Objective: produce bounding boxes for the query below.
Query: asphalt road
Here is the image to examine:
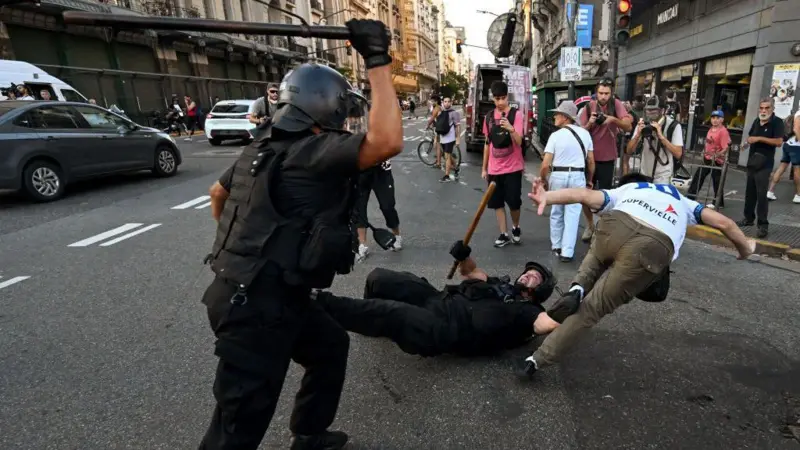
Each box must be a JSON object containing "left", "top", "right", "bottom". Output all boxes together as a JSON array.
[{"left": 1, "top": 118, "right": 799, "bottom": 450}]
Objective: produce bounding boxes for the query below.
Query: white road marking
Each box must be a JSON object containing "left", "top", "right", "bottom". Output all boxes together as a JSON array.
[
  {"left": 172, "top": 195, "right": 211, "bottom": 209},
  {"left": 68, "top": 223, "right": 144, "bottom": 247},
  {"left": 0, "top": 276, "right": 30, "bottom": 290},
  {"left": 195, "top": 201, "right": 212, "bottom": 209},
  {"left": 99, "top": 224, "right": 162, "bottom": 247},
  {"left": 198, "top": 139, "right": 208, "bottom": 143}
]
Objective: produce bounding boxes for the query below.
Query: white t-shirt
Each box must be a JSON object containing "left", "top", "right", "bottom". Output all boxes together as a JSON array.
[
  {"left": 544, "top": 124, "right": 593, "bottom": 168},
  {"left": 631, "top": 117, "right": 684, "bottom": 184},
  {"left": 597, "top": 182, "right": 704, "bottom": 260}
]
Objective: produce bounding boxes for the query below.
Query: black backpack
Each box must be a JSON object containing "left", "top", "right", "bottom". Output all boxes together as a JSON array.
[
  {"left": 435, "top": 109, "right": 452, "bottom": 135},
  {"left": 485, "top": 107, "right": 518, "bottom": 149}
]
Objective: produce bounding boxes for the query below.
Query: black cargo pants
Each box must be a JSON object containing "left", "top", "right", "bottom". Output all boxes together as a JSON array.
[
  {"left": 316, "top": 268, "right": 461, "bottom": 357},
  {"left": 354, "top": 168, "right": 400, "bottom": 229},
  {"left": 199, "top": 268, "right": 350, "bottom": 450}
]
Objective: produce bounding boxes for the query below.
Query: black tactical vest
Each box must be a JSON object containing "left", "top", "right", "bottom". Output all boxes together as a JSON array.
[
  {"left": 208, "top": 133, "right": 357, "bottom": 290},
  {"left": 444, "top": 277, "right": 522, "bottom": 303}
]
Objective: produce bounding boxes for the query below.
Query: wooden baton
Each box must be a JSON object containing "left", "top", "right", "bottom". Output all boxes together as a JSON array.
[{"left": 446, "top": 181, "right": 496, "bottom": 280}]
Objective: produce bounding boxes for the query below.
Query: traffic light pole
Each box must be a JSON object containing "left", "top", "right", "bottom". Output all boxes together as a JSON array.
[
  {"left": 607, "top": 0, "right": 618, "bottom": 84},
  {"left": 566, "top": 0, "right": 577, "bottom": 100}
]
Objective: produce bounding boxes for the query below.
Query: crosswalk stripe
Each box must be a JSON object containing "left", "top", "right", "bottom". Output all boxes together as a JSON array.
[
  {"left": 68, "top": 223, "right": 144, "bottom": 247},
  {"left": 99, "top": 224, "right": 162, "bottom": 247},
  {"left": 0, "top": 276, "right": 30, "bottom": 290},
  {"left": 195, "top": 201, "right": 212, "bottom": 209},
  {"left": 172, "top": 196, "right": 210, "bottom": 209}
]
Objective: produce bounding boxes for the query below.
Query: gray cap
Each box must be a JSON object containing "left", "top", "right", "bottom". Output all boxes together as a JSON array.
[{"left": 549, "top": 101, "right": 578, "bottom": 122}]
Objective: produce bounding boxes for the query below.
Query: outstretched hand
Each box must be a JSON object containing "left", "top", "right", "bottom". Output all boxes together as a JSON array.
[{"left": 527, "top": 178, "right": 548, "bottom": 215}]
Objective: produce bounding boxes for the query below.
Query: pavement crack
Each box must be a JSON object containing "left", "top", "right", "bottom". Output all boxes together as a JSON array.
[{"left": 372, "top": 366, "right": 403, "bottom": 404}]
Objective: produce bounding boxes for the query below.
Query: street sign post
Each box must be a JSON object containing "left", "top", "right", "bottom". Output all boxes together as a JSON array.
[{"left": 560, "top": 46, "right": 582, "bottom": 82}]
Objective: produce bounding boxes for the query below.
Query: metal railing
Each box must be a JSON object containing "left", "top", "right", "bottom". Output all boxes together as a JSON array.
[{"left": 100, "top": 0, "right": 203, "bottom": 18}]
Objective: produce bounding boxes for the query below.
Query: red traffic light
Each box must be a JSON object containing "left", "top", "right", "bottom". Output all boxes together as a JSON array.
[{"left": 617, "top": 0, "right": 631, "bottom": 14}]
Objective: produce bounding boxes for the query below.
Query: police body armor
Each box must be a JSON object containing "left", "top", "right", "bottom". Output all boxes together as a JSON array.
[{"left": 209, "top": 132, "right": 357, "bottom": 290}]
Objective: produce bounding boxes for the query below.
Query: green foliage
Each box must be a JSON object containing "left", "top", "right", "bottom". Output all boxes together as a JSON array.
[{"left": 440, "top": 71, "right": 469, "bottom": 103}]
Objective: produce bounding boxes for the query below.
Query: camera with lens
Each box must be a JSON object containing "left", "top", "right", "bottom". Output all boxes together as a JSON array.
[
  {"left": 594, "top": 112, "right": 607, "bottom": 125},
  {"left": 642, "top": 122, "right": 655, "bottom": 138}
]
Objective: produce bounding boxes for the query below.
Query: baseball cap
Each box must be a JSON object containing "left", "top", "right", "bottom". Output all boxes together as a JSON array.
[{"left": 711, "top": 110, "right": 724, "bottom": 118}]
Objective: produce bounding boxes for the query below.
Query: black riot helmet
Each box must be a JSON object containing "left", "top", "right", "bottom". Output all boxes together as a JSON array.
[
  {"left": 271, "top": 62, "right": 367, "bottom": 133},
  {"left": 516, "top": 261, "right": 556, "bottom": 302}
]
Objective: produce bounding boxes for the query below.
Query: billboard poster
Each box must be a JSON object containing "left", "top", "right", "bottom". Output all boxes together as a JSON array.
[{"left": 770, "top": 64, "right": 799, "bottom": 119}]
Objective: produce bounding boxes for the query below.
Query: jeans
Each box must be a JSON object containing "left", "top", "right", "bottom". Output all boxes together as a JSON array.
[{"left": 549, "top": 170, "right": 586, "bottom": 258}]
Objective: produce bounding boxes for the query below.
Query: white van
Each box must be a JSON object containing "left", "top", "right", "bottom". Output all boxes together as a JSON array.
[{"left": 0, "top": 60, "right": 88, "bottom": 102}]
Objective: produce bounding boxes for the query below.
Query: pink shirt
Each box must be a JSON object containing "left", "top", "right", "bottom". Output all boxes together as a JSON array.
[
  {"left": 483, "top": 108, "right": 525, "bottom": 175},
  {"left": 704, "top": 126, "right": 731, "bottom": 165},
  {"left": 578, "top": 99, "right": 631, "bottom": 162}
]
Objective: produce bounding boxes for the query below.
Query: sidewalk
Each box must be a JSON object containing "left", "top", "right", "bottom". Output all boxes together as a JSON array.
[{"left": 526, "top": 131, "right": 800, "bottom": 260}]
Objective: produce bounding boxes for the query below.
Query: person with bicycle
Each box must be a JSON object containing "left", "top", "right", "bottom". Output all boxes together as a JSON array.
[
  {"left": 433, "top": 96, "right": 462, "bottom": 182},
  {"left": 426, "top": 96, "right": 443, "bottom": 168}
]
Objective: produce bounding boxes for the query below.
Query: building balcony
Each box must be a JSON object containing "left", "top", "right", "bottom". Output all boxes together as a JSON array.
[
  {"left": 102, "top": 0, "right": 202, "bottom": 18},
  {"left": 271, "top": 36, "right": 289, "bottom": 49},
  {"left": 288, "top": 41, "right": 308, "bottom": 54},
  {"left": 351, "top": 0, "right": 370, "bottom": 12},
  {"left": 245, "top": 34, "right": 270, "bottom": 46},
  {"left": 310, "top": 0, "right": 323, "bottom": 13},
  {"left": 325, "top": 51, "right": 337, "bottom": 65}
]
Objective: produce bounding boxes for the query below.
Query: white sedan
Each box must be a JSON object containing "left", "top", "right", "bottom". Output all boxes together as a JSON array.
[{"left": 204, "top": 99, "right": 257, "bottom": 146}]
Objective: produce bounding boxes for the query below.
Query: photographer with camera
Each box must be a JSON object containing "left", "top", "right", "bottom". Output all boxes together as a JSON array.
[
  {"left": 577, "top": 79, "right": 632, "bottom": 242},
  {"left": 626, "top": 96, "right": 684, "bottom": 184}
]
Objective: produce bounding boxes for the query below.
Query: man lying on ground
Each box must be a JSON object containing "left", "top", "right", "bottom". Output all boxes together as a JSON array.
[
  {"left": 313, "top": 241, "right": 581, "bottom": 357},
  {"left": 519, "top": 172, "right": 755, "bottom": 379}
]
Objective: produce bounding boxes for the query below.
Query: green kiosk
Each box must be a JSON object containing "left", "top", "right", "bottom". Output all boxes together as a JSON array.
[{"left": 534, "top": 78, "right": 601, "bottom": 147}]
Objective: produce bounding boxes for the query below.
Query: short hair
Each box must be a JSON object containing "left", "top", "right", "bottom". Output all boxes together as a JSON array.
[
  {"left": 442, "top": 96, "right": 451, "bottom": 102},
  {"left": 759, "top": 97, "right": 774, "bottom": 107},
  {"left": 618, "top": 172, "right": 653, "bottom": 186},
  {"left": 597, "top": 77, "right": 613, "bottom": 88},
  {"left": 490, "top": 81, "right": 508, "bottom": 97}
]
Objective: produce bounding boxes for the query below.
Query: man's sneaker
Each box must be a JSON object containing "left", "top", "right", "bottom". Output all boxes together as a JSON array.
[
  {"left": 581, "top": 227, "right": 593, "bottom": 242},
  {"left": 736, "top": 219, "right": 754, "bottom": 227},
  {"left": 793, "top": 194, "right": 800, "bottom": 204},
  {"left": 767, "top": 191, "right": 777, "bottom": 201},
  {"left": 392, "top": 235, "right": 403, "bottom": 251},
  {"left": 494, "top": 233, "right": 511, "bottom": 247},
  {"left": 757, "top": 225, "right": 768, "bottom": 239},
  {"left": 290, "top": 430, "right": 349, "bottom": 450},
  {"left": 356, "top": 244, "right": 370, "bottom": 263},
  {"left": 439, "top": 175, "right": 452, "bottom": 182},
  {"left": 515, "top": 355, "right": 538, "bottom": 380},
  {"left": 511, "top": 226, "right": 522, "bottom": 244}
]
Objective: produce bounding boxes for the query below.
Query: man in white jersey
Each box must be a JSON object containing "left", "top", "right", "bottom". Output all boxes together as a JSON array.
[{"left": 519, "top": 172, "right": 755, "bottom": 378}]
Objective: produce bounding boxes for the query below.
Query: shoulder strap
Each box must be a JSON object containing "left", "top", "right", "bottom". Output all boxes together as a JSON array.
[
  {"left": 507, "top": 107, "right": 517, "bottom": 125},
  {"left": 563, "top": 125, "right": 587, "bottom": 161},
  {"left": 486, "top": 109, "right": 495, "bottom": 127},
  {"left": 666, "top": 118, "right": 679, "bottom": 141}
]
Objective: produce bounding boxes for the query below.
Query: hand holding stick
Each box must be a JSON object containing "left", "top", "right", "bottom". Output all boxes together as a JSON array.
[{"left": 446, "top": 181, "right": 496, "bottom": 279}]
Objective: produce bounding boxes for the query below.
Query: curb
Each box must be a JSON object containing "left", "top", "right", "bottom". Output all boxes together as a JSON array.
[{"left": 686, "top": 225, "right": 795, "bottom": 258}]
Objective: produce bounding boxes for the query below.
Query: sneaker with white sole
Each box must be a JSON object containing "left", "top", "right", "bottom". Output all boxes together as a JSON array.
[
  {"left": 356, "top": 244, "right": 370, "bottom": 263},
  {"left": 767, "top": 191, "right": 777, "bottom": 201},
  {"left": 392, "top": 235, "right": 403, "bottom": 251},
  {"left": 794, "top": 194, "right": 800, "bottom": 204},
  {"left": 494, "top": 233, "right": 511, "bottom": 247},
  {"left": 511, "top": 226, "right": 521, "bottom": 244}
]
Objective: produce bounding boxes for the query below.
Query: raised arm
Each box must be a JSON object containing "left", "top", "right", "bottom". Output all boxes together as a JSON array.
[
  {"left": 528, "top": 179, "right": 606, "bottom": 215},
  {"left": 450, "top": 241, "right": 488, "bottom": 281}
]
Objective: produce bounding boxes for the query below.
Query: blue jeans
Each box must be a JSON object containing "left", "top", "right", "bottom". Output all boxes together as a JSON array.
[{"left": 549, "top": 170, "right": 586, "bottom": 258}]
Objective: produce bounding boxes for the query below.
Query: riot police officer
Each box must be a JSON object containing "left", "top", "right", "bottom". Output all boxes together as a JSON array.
[{"left": 201, "top": 19, "right": 403, "bottom": 450}]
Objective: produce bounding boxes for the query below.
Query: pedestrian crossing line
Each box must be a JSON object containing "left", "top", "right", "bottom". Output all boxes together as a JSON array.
[
  {"left": 172, "top": 195, "right": 210, "bottom": 209},
  {"left": 0, "top": 276, "right": 30, "bottom": 290},
  {"left": 68, "top": 223, "right": 144, "bottom": 247},
  {"left": 195, "top": 201, "right": 212, "bottom": 209},
  {"left": 403, "top": 136, "right": 422, "bottom": 141},
  {"left": 99, "top": 224, "right": 161, "bottom": 247}
]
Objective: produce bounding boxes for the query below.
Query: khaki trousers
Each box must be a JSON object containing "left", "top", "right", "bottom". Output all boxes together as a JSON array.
[{"left": 533, "top": 211, "right": 674, "bottom": 367}]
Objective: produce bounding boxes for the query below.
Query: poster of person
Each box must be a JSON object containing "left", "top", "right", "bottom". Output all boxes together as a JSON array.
[{"left": 770, "top": 64, "right": 799, "bottom": 119}]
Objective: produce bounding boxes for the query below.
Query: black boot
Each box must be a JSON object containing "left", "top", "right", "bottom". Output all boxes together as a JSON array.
[
  {"left": 515, "top": 355, "right": 538, "bottom": 380},
  {"left": 290, "top": 431, "right": 349, "bottom": 450}
]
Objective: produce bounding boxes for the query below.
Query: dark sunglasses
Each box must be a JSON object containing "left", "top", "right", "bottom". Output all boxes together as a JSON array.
[{"left": 268, "top": 90, "right": 278, "bottom": 94}]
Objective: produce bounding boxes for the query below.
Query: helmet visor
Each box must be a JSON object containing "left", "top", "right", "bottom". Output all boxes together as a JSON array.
[{"left": 344, "top": 92, "right": 369, "bottom": 134}]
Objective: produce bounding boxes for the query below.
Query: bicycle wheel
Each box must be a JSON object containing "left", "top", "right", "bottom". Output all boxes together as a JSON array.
[
  {"left": 417, "top": 139, "right": 437, "bottom": 166},
  {"left": 452, "top": 144, "right": 462, "bottom": 172}
]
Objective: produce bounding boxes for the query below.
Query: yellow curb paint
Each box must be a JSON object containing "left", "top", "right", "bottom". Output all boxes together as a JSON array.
[
  {"left": 686, "top": 225, "right": 794, "bottom": 257},
  {"left": 787, "top": 249, "right": 800, "bottom": 262}
]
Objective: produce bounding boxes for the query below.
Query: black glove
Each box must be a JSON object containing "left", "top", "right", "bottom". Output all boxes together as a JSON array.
[
  {"left": 449, "top": 240, "right": 471, "bottom": 262},
  {"left": 345, "top": 19, "right": 392, "bottom": 70},
  {"left": 546, "top": 289, "right": 581, "bottom": 323}
]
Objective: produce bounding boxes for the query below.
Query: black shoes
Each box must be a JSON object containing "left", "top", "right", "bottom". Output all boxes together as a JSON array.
[
  {"left": 290, "top": 431, "right": 349, "bottom": 450},
  {"left": 736, "top": 219, "right": 768, "bottom": 238}
]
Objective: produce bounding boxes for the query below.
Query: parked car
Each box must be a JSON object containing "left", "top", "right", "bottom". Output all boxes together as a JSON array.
[
  {"left": 0, "top": 100, "right": 182, "bottom": 202},
  {"left": 204, "top": 99, "right": 257, "bottom": 146}
]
